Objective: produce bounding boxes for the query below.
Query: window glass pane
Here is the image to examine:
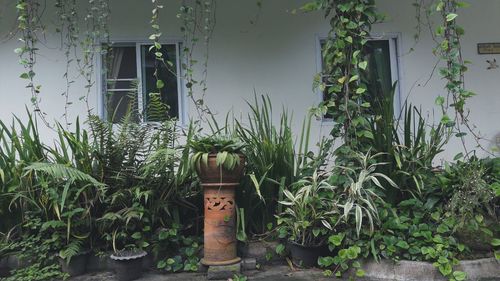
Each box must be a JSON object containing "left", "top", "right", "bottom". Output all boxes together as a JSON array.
[
  {"left": 141, "top": 44, "right": 179, "bottom": 121},
  {"left": 320, "top": 39, "right": 394, "bottom": 118},
  {"left": 105, "top": 46, "right": 138, "bottom": 123},
  {"left": 364, "top": 40, "right": 393, "bottom": 101}
]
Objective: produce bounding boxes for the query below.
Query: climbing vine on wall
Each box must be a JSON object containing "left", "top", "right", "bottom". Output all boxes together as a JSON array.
[
  {"left": 307, "top": 0, "right": 383, "bottom": 160},
  {"left": 433, "top": 0, "right": 490, "bottom": 156}
]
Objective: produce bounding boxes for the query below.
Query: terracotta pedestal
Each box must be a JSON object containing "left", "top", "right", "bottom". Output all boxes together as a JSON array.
[
  {"left": 199, "top": 154, "right": 244, "bottom": 266},
  {"left": 201, "top": 183, "right": 241, "bottom": 265}
]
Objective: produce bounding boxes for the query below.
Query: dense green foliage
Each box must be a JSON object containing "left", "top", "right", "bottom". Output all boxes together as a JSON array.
[{"left": 2, "top": 1, "right": 499, "bottom": 281}]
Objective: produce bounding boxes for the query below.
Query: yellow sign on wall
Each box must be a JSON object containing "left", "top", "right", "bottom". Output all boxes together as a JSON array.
[{"left": 478, "top": 43, "right": 500, "bottom": 54}]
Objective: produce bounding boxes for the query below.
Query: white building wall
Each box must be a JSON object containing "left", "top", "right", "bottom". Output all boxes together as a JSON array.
[{"left": 0, "top": 0, "right": 499, "bottom": 160}]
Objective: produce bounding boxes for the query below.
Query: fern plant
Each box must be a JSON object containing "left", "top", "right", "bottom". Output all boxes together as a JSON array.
[{"left": 22, "top": 162, "right": 106, "bottom": 263}]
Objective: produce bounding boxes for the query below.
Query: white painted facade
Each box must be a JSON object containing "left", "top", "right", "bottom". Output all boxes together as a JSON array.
[{"left": 0, "top": 0, "right": 499, "bottom": 160}]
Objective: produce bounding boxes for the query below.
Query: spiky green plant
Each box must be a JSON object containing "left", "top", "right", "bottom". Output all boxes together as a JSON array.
[
  {"left": 0, "top": 112, "right": 46, "bottom": 235},
  {"left": 235, "top": 95, "right": 330, "bottom": 235},
  {"left": 370, "top": 86, "right": 448, "bottom": 203}
]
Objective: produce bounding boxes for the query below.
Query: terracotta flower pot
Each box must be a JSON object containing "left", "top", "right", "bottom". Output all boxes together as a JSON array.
[
  {"left": 198, "top": 153, "right": 244, "bottom": 266},
  {"left": 196, "top": 154, "right": 245, "bottom": 183}
]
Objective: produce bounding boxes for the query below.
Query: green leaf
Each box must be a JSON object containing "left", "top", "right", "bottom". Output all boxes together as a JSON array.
[
  {"left": 436, "top": 224, "right": 449, "bottom": 234},
  {"left": 439, "top": 263, "right": 452, "bottom": 276},
  {"left": 356, "top": 88, "right": 366, "bottom": 94},
  {"left": 158, "top": 229, "right": 170, "bottom": 240},
  {"left": 475, "top": 214, "right": 484, "bottom": 223},
  {"left": 157, "top": 260, "right": 167, "bottom": 269},
  {"left": 435, "top": 96, "right": 445, "bottom": 106},
  {"left": 328, "top": 233, "right": 344, "bottom": 247},
  {"left": 491, "top": 238, "right": 500, "bottom": 247},
  {"left": 358, "top": 61, "right": 368, "bottom": 70},
  {"left": 453, "top": 271, "right": 466, "bottom": 281},
  {"left": 446, "top": 13, "right": 458, "bottom": 22},
  {"left": 275, "top": 243, "right": 285, "bottom": 255},
  {"left": 156, "top": 79, "right": 165, "bottom": 89},
  {"left": 457, "top": 244, "right": 465, "bottom": 252},
  {"left": 396, "top": 240, "right": 409, "bottom": 249},
  {"left": 356, "top": 269, "right": 365, "bottom": 277}
]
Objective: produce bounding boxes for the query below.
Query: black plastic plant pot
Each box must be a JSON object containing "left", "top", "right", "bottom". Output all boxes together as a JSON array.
[
  {"left": 110, "top": 250, "right": 147, "bottom": 281},
  {"left": 287, "top": 241, "right": 327, "bottom": 268},
  {"left": 59, "top": 251, "right": 90, "bottom": 277}
]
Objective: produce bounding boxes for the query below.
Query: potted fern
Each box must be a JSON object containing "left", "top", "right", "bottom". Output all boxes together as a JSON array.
[{"left": 189, "top": 134, "right": 246, "bottom": 265}]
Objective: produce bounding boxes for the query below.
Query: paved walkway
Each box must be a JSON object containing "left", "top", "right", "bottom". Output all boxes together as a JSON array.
[{"left": 70, "top": 265, "right": 332, "bottom": 281}]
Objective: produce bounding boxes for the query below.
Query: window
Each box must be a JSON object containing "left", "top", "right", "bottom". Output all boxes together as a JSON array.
[
  {"left": 102, "top": 42, "right": 183, "bottom": 123},
  {"left": 318, "top": 36, "right": 401, "bottom": 119}
]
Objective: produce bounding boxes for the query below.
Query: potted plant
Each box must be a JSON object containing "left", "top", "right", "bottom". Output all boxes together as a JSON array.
[
  {"left": 107, "top": 230, "right": 149, "bottom": 281},
  {"left": 190, "top": 135, "right": 246, "bottom": 183},
  {"left": 110, "top": 248, "right": 147, "bottom": 281},
  {"left": 100, "top": 200, "right": 151, "bottom": 281},
  {"left": 276, "top": 171, "right": 337, "bottom": 267},
  {"left": 189, "top": 134, "right": 246, "bottom": 266}
]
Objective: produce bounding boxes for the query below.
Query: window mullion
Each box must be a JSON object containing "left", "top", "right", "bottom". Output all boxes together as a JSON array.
[
  {"left": 175, "top": 42, "right": 185, "bottom": 124},
  {"left": 136, "top": 42, "right": 144, "bottom": 122}
]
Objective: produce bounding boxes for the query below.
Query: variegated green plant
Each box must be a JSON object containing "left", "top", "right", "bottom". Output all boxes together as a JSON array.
[
  {"left": 277, "top": 171, "right": 338, "bottom": 247},
  {"left": 336, "top": 151, "right": 398, "bottom": 237},
  {"left": 189, "top": 135, "right": 245, "bottom": 171}
]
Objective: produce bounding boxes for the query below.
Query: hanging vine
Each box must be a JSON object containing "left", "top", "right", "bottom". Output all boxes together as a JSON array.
[
  {"left": 78, "top": 0, "right": 110, "bottom": 119},
  {"left": 15, "top": 0, "right": 51, "bottom": 127},
  {"left": 55, "top": 0, "right": 79, "bottom": 127},
  {"left": 178, "top": 0, "right": 217, "bottom": 122}
]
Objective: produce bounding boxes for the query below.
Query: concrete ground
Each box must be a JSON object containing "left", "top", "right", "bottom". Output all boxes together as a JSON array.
[{"left": 69, "top": 265, "right": 331, "bottom": 281}]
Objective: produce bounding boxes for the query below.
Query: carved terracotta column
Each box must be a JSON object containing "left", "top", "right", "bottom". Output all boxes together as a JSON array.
[{"left": 199, "top": 155, "right": 244, "bottom": 266}]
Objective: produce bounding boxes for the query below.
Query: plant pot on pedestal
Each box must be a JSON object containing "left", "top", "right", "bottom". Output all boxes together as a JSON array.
[
  {"left": 110, "top": 250, "right": 147, "bottom": 281},
  {"left": 196, "top": 153, "right": 245, "bottom": 266}
]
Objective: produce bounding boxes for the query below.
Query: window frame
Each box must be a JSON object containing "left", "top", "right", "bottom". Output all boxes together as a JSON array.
[
  {"left": 315, "top": 32, "right": 403, "bottom": 123},
  {"left": 96, "top": 38, "right": 187, "bottom": 124}
]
